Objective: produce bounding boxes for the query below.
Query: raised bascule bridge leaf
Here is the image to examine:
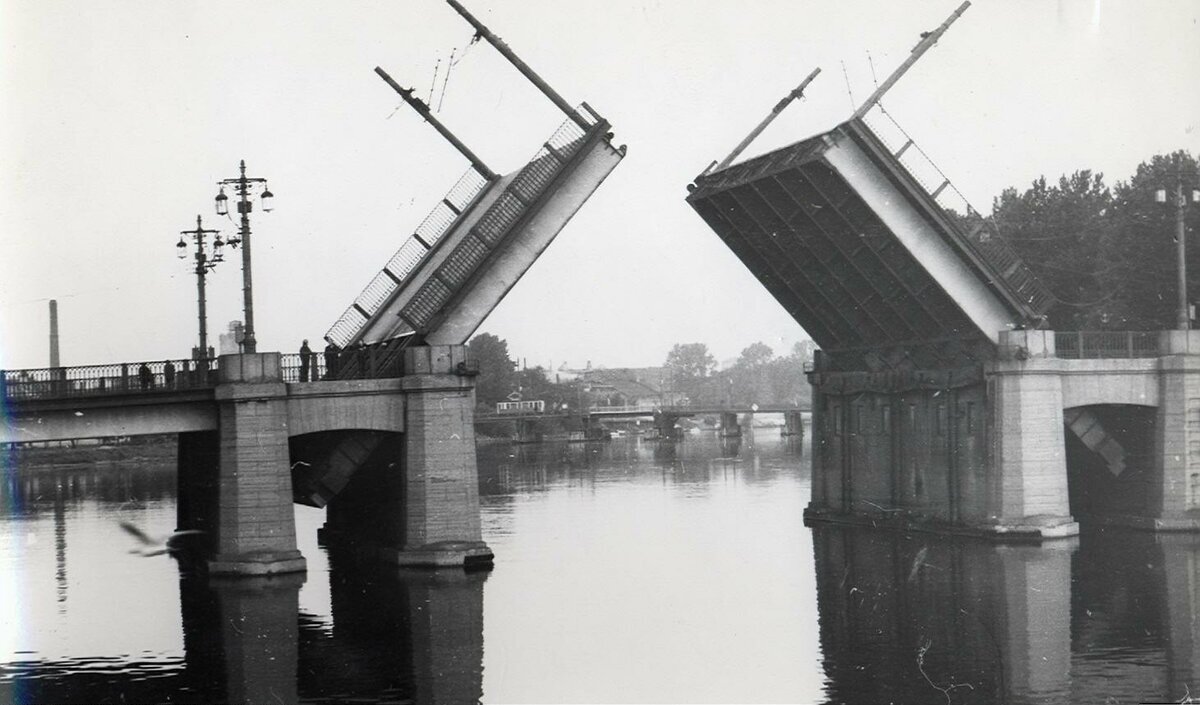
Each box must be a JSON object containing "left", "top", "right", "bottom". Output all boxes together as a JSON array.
[
  {"left": 686, "top": 110, "right": 1051, "bottom": 374},
  {"left": 322, "top": 2, "right": 626, "bottom": 381}
]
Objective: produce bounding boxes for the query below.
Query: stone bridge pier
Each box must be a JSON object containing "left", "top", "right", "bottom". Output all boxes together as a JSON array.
[
  {"left": 806, "top": 330, "right": 1200, "bottom": 539},
  {"left": 319, "top": 345, "right": 492, "bottom": 568},
  {"left": 178, "top": 353, "right": 306, "bottom": 576},
  {"left": 176, "top": 345, "right": 491, "bottom": 576}
]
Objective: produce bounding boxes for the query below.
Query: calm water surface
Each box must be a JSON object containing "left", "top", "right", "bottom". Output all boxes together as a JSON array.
[{"left": 1, "top": 431, "right": 1196, "bottom": 703}]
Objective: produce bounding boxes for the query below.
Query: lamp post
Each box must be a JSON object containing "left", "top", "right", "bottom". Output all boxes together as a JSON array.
[
  {"left": 1155, "top": 159, "right": 1200, "bottom": 330},
  {"left": 215, "top": 160, "right": 273, "bottom": 354},
  {"left": 176, "top": 215, "right": 225, "bottom": 359}
]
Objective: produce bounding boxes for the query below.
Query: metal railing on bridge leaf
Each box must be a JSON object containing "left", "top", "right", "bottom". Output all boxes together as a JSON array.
[
  {"left": 2, "top": 358, "right": 217, "bottom": 402},
  {"left": 399, "top": 104, "right": 604, "bottom": 332},
  {"left": 324, "top": 167, "right": 491, "bottom": 348},
  {"left": 1054, "top": 331, "right": 1160, "bottom": 359},
  {"left": 326, "top": 103, "right": 606, "bottom": 348},
  {"left": 857, "top": 105, "right": 1054, "bottom": 318}
]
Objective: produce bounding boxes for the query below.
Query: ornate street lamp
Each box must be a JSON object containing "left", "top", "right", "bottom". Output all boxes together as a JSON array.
[
  {"left": 215, "top": 160, "right": 273, "bottom": 353},
  {"left": 177, "top": 215, "right": 225, "bottom": 359},
  {"left": 1155, "top": 158, "right": 1200, "bottom": 330}
]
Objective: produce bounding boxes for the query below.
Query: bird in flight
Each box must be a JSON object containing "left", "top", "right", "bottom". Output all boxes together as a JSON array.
[{"left": 119, "top": 521, "right": 204, "bottom": 557}]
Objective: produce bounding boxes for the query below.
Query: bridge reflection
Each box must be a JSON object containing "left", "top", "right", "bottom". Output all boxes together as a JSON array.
[
  {"left": 177, "top": 555, "right": 487, "bottom": 704},
  {"left": 813, "top": 525, "right": 1200, "bottom": 704}
]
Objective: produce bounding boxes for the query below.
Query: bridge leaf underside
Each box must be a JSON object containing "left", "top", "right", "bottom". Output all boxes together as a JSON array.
[{"left": 688, "top": 147, "right": 992, "bottom": 372}]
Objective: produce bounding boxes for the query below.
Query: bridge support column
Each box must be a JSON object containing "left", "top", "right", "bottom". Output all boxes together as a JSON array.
[
  {"left": 782, "top": 410, "right": 804, "bottom": 438},
  {"left": 653, "top": 411, "right": 681, "bottom": 441},
  {"left": 985, "top": 332, "right": 1078, "bottom": 539},
  {"left": 209, "top": 353, "right": 307, "bottom": 576},
  {"left": 388, "top": 345, "right": 492, "bottom": 568},
  {"left": 1152, "top": 332, "right": 1200, "bottom": 528},
  {"left": 718, "top": 411, "right": 741, "bottom": 438}
]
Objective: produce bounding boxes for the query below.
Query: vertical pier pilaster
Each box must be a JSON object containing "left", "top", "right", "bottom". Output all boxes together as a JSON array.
[
  {"left": 388, "top": 344, "right": 492, "bottom": 568},
  {"left": 984, "top": 331, "right": 1077, "bottom": 537},
  {"left": 1153, "top": 331, "right": 1200, "bottom": 527},
  {"left": 209, "top": 353, "right": 306, "bottom": 576}
]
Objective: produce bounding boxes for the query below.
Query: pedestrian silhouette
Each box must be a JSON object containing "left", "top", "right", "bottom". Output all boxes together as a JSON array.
[
  {"left": 164, "top": 360, "right": 176, "bottom": 388},
  {"left": 138, "top": 363, "right": 154, "bottom": 390},
  {"left": 324, "top": 338, "right": 340, "bottom": 380},
  {"left": 299, "top": 339, "right": 313, "bottom": 382}
]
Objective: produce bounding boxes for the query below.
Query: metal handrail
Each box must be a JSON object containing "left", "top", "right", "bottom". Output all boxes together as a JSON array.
[
  {"left": 857, "top": 105, "right": 1054, "bottom": 317},
  {"left": 1053, "top": 331, "right": 1160, "bottom": 359},
  {"left": 2, "top": 358, "right": 218, "bottom": 402},
  {"left": 324, "top": 166, "right": 490, "bottom": 348},
  {"left": 399, "top": 106, "right": 604, "bottom": 331}
]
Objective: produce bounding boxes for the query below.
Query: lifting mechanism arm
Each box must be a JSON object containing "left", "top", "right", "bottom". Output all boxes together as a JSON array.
[
  {"left": 715, "top": 67, "right": 823, "bottom": 172},
  {"left": 374, "top": 66, "right": 498, "bottom": 181}
]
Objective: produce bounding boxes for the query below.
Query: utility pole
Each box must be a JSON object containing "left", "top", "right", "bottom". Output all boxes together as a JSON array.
[
  {"left": 851, "top": 1, "right": 971, "bottom": 120},
  {"left": 1157, "top": 162, "right": 1200, "bottom": 330},
  {"left": 177, "top": 215, "right": 224, "bottom": 358},
  {"left": 1175, "top": 180, "right": 1189, "bottom": 330},
  {"left": 215, "top": 161, "right": 273, "bottom": 354}
]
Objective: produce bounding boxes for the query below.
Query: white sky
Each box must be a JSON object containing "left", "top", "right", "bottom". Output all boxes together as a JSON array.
[{"left": 1, "top": 0, "right": 1197, "bottom": 371}]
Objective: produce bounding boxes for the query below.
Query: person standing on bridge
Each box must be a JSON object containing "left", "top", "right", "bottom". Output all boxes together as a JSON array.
[
  {"left": 299, "top": 340, "right": 313, "bottom": 382},
  {"left": 323, "top": 338, "right": 340, "bottom": 380},
  {"left": 163, "top": 360, "right": 176, "bottom": 388},
  {"left": 138, "top": 363, "right": 154, "bottom": 390}
]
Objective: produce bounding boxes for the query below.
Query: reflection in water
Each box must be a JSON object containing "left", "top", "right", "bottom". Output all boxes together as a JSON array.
[
  {"left": 180, "top": 572, "right": 304, "bottom": 704},
  {"left": 9, "top": 434, "right": 1200, "bottom": 702},
  {"left": 814, "top": 525, "right": 1200, "bottom": 704},
  {"left": 53, "top": 479, "right": 67, "bottom": 606},
  {"left": 817, "top": 525, "right": 1081, "bottom": 704},
  {"left": 179, "top": 553, "right": 486, "bottom": 705},
  {"left": 311, "top": 552, "right": 487, "bottom": 704}
]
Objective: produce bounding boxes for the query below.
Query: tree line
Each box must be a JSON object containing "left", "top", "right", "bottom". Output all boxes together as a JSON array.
[
  {"left": 994, "top": 150, "right": 1199, "bottom": 330},
  {"left": 467, "top": 333, "right": 815, "bottom": 412}
]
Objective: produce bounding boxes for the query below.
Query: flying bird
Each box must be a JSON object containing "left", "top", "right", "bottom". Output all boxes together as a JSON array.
[{"left": 119, "top": 521, "right": 203, "bottom": 557}]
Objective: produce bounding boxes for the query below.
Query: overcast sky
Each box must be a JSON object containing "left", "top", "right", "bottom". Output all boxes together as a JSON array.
[{"left": 1, "top": 0, "right": 1197, "bottom": 371}]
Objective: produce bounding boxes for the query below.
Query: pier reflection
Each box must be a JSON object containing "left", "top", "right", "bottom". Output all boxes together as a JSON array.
[
  {"left": 813, "top": 525, "right": 1200, "bottom": 704},
  {"left": 813, "top": 525, "right": 1073, "bottom": 705},
  {"left": 177, "top": 556, "right": 487, "bottom": 704},
  {"left": 180, "top": 572, "right": 304, "bottom": 704}
]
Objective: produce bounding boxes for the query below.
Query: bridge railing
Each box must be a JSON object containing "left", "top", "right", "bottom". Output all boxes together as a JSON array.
[
  {"left": 325, "top": 104, "right": 607, "bottom": 349},
  {"left": 397, "top": 104, "right": 606, "bottom": 333},
  {"left": 1, "top": 358, "right": 217, "bottom": 402},
  {"left": 1054, "top": 331, "right": 1160, "bottom": 359},
  {"left": 857, "top": 104, "right": 1054, "bottom": 318},
  {"left": 324, "top": 166, "right": 492, "bottom": 349}
]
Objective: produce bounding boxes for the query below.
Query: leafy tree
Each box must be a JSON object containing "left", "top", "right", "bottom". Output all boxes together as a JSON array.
[
  {"left": 735, "top": 342, "right": 774, "bottom": 369},
  {"left": 664, "top": 343, "right": 715, "bottom": 403},
  {"left": 992, "top": 150, "right": 1200, "bottom": 330},
  {"left": 992, "top": 170, "right": 1113, "bottom": 329},
  {"left": 467, "top": 332, "right": 516, "bottom": 409},
  {"left": 1095, "top": 151, "right": 1200, "bottom": 329}
]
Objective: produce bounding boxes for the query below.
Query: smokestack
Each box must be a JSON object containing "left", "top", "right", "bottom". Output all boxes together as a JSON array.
[{"left": 49, "top": 299, "right": 60, "bottom": 368}]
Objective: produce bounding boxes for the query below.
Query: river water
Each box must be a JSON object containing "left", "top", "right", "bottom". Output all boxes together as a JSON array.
[{"left": 1, "top": 430, "right": 1196, "bottom": 703}]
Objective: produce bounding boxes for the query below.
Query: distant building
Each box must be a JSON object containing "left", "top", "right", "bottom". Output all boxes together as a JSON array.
[{"left": 555, "top": 364, "right": 685, "bottom": 408}]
